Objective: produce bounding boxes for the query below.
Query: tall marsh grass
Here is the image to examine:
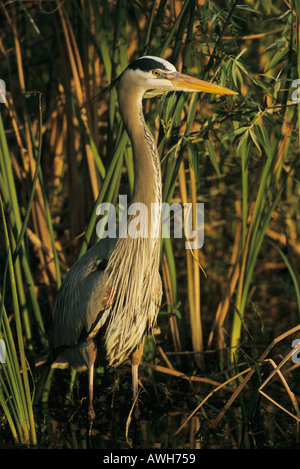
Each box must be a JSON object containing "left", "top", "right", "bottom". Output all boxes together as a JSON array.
[{"left": 0, "top": 0, "right": 300, "bottom": 448}]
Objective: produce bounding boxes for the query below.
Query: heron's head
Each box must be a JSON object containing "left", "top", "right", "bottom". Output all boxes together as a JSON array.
[{"left": 118, "top": 56, "right": 237, "bottom": 97}]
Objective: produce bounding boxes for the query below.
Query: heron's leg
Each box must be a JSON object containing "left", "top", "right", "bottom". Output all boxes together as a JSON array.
[{"left": 88, "top": 362, "right": 95, "bottom": 436}]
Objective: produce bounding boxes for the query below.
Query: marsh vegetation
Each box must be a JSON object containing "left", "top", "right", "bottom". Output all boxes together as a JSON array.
[{"left": 0, "top": 0, "right": 300, "bottom": 449}]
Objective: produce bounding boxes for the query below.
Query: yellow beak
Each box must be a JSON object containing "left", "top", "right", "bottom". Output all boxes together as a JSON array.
[{"left": 169, "top": 72, "right": 238, "bottom": 95}]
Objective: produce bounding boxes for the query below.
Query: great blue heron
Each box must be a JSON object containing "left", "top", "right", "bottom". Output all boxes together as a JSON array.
[{"left": 51, "top": 56, "right": 236, "bottom": 437}]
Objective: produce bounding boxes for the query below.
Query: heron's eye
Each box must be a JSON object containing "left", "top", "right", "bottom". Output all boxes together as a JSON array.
[{"left": 152, "top": 70, "right": 160, "bottom": 77}]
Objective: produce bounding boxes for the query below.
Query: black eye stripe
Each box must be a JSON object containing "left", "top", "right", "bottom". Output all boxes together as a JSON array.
[{"left": 128, "top": 58, "right": 169, "bottom": 73}]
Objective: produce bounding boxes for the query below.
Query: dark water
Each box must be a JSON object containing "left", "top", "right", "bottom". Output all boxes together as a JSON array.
[
  {"left": 29, "top": 365, "right": 203, "bottom": 450},
  {"left": 1, "top": 349, "right": 299, "bottom": 449}
]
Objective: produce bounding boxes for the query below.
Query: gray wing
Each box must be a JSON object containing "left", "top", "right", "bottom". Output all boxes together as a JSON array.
[{"left": 53, "top": 238, "right": 116, "bottom": 348}]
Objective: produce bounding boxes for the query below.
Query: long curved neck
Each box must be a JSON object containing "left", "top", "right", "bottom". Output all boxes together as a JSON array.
[
  {"left": 117, "top": 85, "right": 162, "bottom": 209},
  {"left": 104, "top": 85, "right": 162, "bottom": 366}
]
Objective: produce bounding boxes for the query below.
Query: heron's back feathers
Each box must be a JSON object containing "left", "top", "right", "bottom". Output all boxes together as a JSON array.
[{"left": 52, "top": 238, "right": 115, "bottom": 356}]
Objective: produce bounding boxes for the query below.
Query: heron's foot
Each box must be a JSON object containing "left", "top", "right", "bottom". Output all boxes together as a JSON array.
[
  {"left": 133, "top": 401, "right": 141, "bottom": 423},
  {"left": 88, "top": 403, "right": 95, "bottom": 437},
  {"left": 132, "top": 402, "right": 141, "bottom": 447}
]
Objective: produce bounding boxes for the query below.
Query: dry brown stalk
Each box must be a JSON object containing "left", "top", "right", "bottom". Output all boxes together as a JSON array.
[
  {"left": 175, "top": 325, "right": 300, "bottom": 435},
  {"left": 3, "top": 4, "right": 57, "bottom": 285},
  {"left": 150, "top": 363, "right": 235, "bottom": 391},
  {"left": 207, "top": 200, "right": 242, "bottom": 348},
  {"left": 161, "top": 252, "right": 182, "bottom": 363}
]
